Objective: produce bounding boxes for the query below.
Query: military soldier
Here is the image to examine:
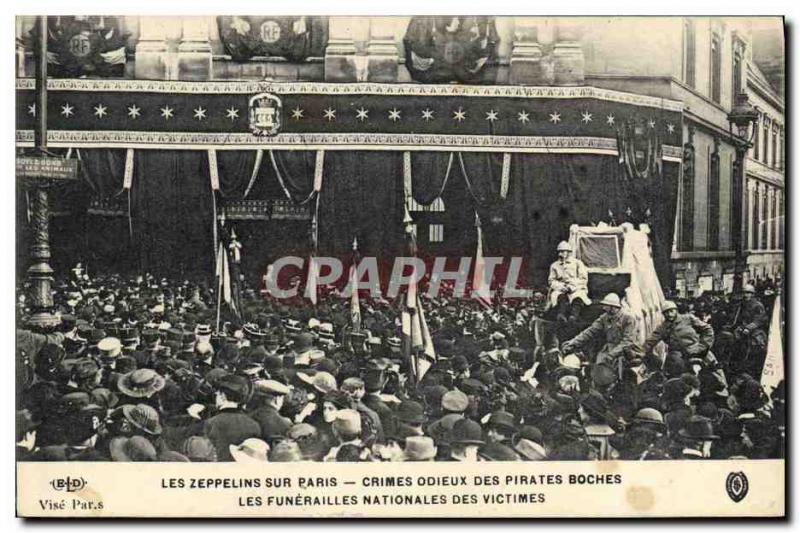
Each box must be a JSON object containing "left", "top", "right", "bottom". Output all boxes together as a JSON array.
[
  {"left": 562, "top": 293, "right": 642, "bottom": 367},
  {"left": 643, "top": 301, "right": 714, "bottom": 363},
  {"left": 547, "top": 241, "right": 591, "bottom": 322}
]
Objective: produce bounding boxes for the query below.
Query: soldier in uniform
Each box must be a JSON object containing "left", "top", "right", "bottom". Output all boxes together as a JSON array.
[
  {"left": 643, "top": 301, "right": 715, "bottom": 364},
  {"left": 562, "top": 293, "right": 642, "bottom": 367},
  {"left": 547, "top": 241, "right": 591, "bottom": 323}
]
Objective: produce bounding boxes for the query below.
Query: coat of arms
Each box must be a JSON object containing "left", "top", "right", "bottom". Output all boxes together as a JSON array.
[{"left": 248, "top": 93, "right": 282, "bottom": 136}]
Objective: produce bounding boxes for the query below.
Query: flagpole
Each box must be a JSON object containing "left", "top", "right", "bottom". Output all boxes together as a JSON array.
[{"left": 215, "top": 243, "right": 223, "bottom": 333}]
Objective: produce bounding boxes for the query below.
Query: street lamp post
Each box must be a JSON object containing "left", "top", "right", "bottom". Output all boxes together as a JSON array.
[{"left": 728, "top": 92, "right": 758, "bottom": 293}]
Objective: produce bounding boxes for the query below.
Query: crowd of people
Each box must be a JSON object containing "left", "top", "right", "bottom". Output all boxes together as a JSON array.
[{"left": 16, "top": 257, "right": 784, "bottom": 463}]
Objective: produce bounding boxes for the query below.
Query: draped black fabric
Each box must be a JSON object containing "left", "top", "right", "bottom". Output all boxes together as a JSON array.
[
  {"left": 318, "top": 151, "right": 405, "bottom": 259},
  {"left": 269, "top": 150, "right": 317, "bottom": 203},
  {"left": 46, "top": 149, "right": 129, "bottom": 274},
  {"left": 131, "top": 151, "right": 215, "bottom": 278},
  {"left": 216, "top": 150, "right": 260, "bottom": 199},
  {"left": 505, "top": 153, "right": 678, "bottom": 289},
  {"left": 410, "top": 152, "right": 453, "bottom": 205}
]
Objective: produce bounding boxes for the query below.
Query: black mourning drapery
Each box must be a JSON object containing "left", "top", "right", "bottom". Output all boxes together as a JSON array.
[
  {"left": 317, "top": 151, "right": 406, "bottom": 260},
  {"left": 504, "top": 154, "right": 679, "bottom": 288},
  {"left": 130, "top": 151, "right": 215, "bottom": 278},
  {"left": 36, "top": 149, "right": 678, "bottom": 289}
]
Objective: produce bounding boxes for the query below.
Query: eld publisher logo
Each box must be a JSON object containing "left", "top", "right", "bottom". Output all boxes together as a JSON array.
[
  {"left": 726, "top": 472, "right": 749, "bottom": 503},
  {"left": 50, "top": 476, "right": 87, "bottom": 493}
]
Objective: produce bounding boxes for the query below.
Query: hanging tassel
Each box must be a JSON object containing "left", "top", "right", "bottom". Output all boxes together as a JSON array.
[
  {"left": 208, "top": 149, "right": 220, "bottom": 191},
  {"left": 243, "top": 149, "right": 263, "bottom": 198},
  {"left": 500, "top": 153, "right": 511, "bottom": 199}
]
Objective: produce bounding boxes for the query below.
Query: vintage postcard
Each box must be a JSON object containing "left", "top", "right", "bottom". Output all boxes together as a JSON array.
[{"left": 14, "top": 15, "right": 785, "bottom": 518}]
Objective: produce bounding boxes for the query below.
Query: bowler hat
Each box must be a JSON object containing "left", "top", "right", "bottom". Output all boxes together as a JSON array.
[
  {"left": 269, "top": 440, "right": 303, "bottom": 462},
  {"left": 396, "top": 401, "right": 426, "bottom": 425},
  {"left": 449, "top": 418, "right": 485, "bottom": 445},
  {"left": 487, "top": 410, "right": 517, "bottom": 433}
]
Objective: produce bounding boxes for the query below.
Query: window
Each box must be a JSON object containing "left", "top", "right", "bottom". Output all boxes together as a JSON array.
[
  {"left": 683, "top": 19, "right": 696, "bottom": 88},
  {"left": 428, "top": 224, "right": 444, "bottom": 243},
  {"left": 710, "top": 33, "right": 722, "bottom": 103},
  {"left": 761, "top": 118, "right": 770, "bottom": 164}
]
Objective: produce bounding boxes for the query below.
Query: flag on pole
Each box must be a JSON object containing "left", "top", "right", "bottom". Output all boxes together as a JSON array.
[
  {"left": 760, "top": 295, "right": 784, "bottom": 403},
  {"left": 350, "top": 237, "right": 362, "bottom": 332},
  {"left": 215, "top": 240, "right": 237, "bottom": 330},
  {"left": 472, "top": 212, "right": 493, "bottom": 310},
  {"left": 400, "top": 207, "right": 435, "bottom": 383}
]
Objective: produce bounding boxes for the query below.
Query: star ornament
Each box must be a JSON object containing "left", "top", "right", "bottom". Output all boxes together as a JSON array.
[
  {"left": 61, "top": 103, "right": 75, "bottom": 117},
  {"left": 355, "top": 107, "right": 369, "bottom": 121},
  {"left": 93, "top": 104, "right": 108, "bottom": 118},
  {"left": 485, "top": 110, "right": 499, "bottom": 122},
  {"left": 517, "top": 111, "right": 530, "bottom": 124},
  {"left": 666, "top": 123, "right": 676, "bottom": 134},
  {"left": 453, "top": 108, "right": 466, "bottom": 122},
  {"left": 127, "top": 105, "right": 141, "bottom": 119},
  {"left": 27, "top": 104, "right": 35, "bottom": 117},
  {"left": 421, "top": 108, "right": 434, "bottom": 121},
  {"left": 193, "top": 107, "right": 207, "bottom": 121},
  {"left": 226, "top": 107, "right": 239, "bottom": 121},
  {"left": 648, "top": 119, "right": 656, "bottom": 129},
  {"left": 160, "top": 106, "right": 174, "bottom": 120},
  {"left": 606, "top": 114, "right": 615, "bottom": 126},
  {"left": 549, "top": 111, "right": 561, "bottom": 124},
  {"left": 291, "top": 107, "right": 304, "bottom": 120},
  {"left": 323, "top": 107, "right": 337, "bottom": 121},
  {"left": 388, "top": 108, "right": 402, "bottom": 122},
  {"left": 581, "top": 111, "right": 593, "bottom": 124}
]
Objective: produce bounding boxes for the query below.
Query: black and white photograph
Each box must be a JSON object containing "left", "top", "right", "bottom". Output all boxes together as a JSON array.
[{"left": 13, "top": 14, "right": 785, "bottom": 518}]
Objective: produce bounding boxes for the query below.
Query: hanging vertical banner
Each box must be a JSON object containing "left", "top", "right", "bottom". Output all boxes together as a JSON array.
[
  {"left": 208, "top": 149, "right": 220, "bottom": 191},
  {"left": 313, "top": 149, "right": 325, "bottom": 192},
  {"left": 472, "top": 213, "right": 493, "bottom": 310},
  {"left": 403, "top": 151, "right": 412, "bottom": 201},
  {"left": 123, "top": 148, "right": 134, "bottom": 189},
  {"left": 500, "top": 152, "right": 511, "bottom": 199},
  {"left": 761, "top": 295, "right": 784, "bottom": 402}
]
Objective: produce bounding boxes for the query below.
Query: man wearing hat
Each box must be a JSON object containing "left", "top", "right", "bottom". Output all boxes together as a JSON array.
[
  {"left": 562, "top": 293, "right": 642, "bottom": 367},
  {"left": 547, "top": 240, "right": 591, "bottom": 322},
  {"left": 426, "top": 389, "right": 469, "bottom": 445},
  {"left": 485, "top": 410, "right": 518, "bottom": 444},
  {"left": 33, "top": 395, "right": 107, "bottom": 461},
  {"left": 643, "top": 301, "right": 715, "bottom": 364},
  {"left": 675, "top": 415, "right": 719, "bottom": 459},
  {"left": 323, "top": 409, "right": 363, "bottom": 462},
  {"left": 446, "top": 418, "right": 484, "bottom": 462},
  {"left": 132, "top": 329, "right": 163, "bottom": 369},
  {"left": 204, "top": 374, "right": 260, "bottom": 461},
  {"left": 250, "top": 380, "right": 293, "bottom": 441},
  {"left": 393, "top": 400, "right": 427, "bottom": 439}
]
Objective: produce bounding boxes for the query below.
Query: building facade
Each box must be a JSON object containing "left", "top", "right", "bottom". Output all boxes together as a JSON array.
[{"left": 15, "top": 16, "right": 784, "bottom": 293}]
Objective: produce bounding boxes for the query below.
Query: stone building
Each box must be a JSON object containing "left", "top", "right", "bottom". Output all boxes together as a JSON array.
[{"left": 15, "top": 16, "right": 784, "bottom": 293}]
